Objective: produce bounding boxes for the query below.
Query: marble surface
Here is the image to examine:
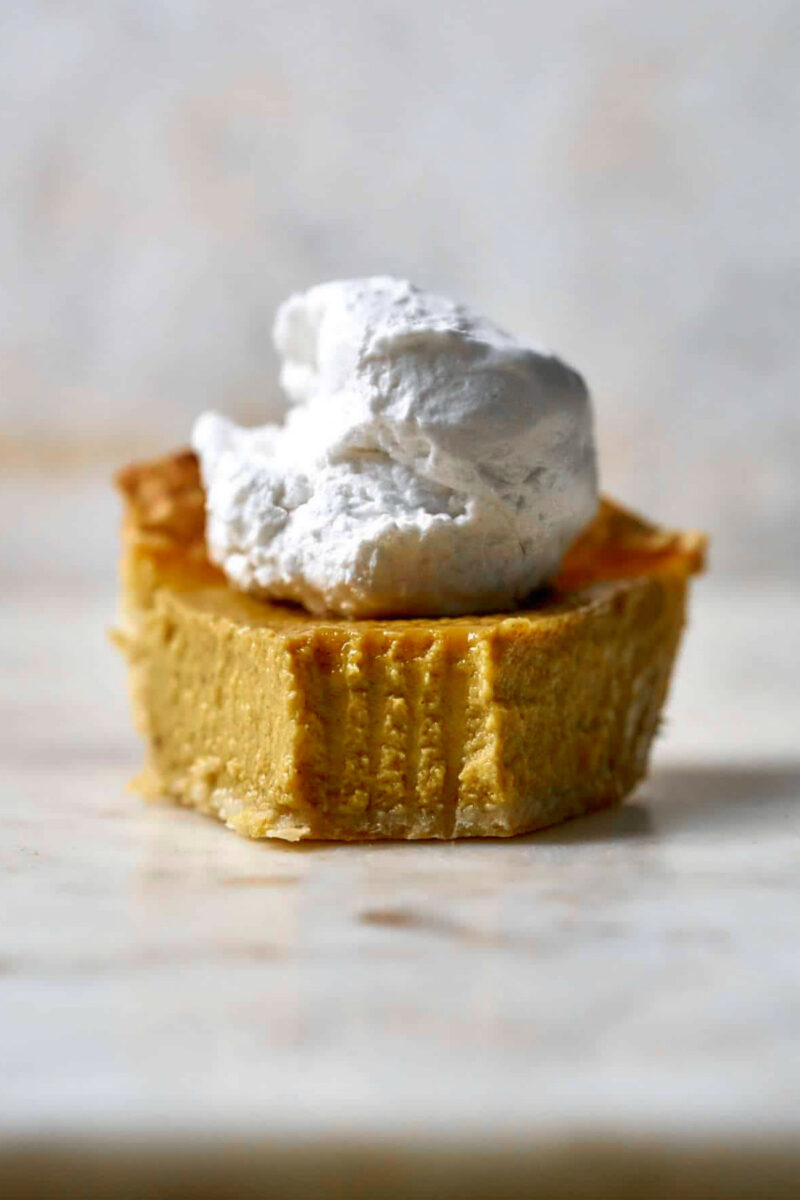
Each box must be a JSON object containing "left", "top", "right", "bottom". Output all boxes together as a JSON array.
[{"left": 2, "top": 473, "right": 800, "bottom": 1196}]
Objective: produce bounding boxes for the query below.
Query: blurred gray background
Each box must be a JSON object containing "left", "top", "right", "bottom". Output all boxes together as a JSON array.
[{"left": 2, "top": 1, "right": 799, "bottom": 581}]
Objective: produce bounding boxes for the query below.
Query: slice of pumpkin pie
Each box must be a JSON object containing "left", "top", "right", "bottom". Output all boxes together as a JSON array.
[
  {"left": 114, "top": 449, "right": 704, "bottom": 841},
  {"left": 113, "top": 277, "right": 705, "bottom": 841}
]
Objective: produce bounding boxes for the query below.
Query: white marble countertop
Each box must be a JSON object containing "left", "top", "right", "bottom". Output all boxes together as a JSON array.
[{"left": 2, "top": 473, "right": 800, "bottom": 1196}]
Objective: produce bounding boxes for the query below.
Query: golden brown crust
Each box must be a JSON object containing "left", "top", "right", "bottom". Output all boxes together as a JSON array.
[
  {"left": 115, "top": 449, "right": 707, "bottom": 589},
  {"left": 555, "top": 498, "right": 707, "bottom": 590},
  {"left": 114, "top": 448, "right": 212, "bottom": 570}
]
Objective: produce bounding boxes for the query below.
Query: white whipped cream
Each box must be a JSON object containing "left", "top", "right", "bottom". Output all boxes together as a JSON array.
[{"left": 192, "top": 277, "right": 597, "bottom": 618}]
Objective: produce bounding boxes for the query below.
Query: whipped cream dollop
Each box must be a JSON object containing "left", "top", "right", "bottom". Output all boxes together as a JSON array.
[{"left": 192, "top": 277, "right": 598, "bottom": 618}]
